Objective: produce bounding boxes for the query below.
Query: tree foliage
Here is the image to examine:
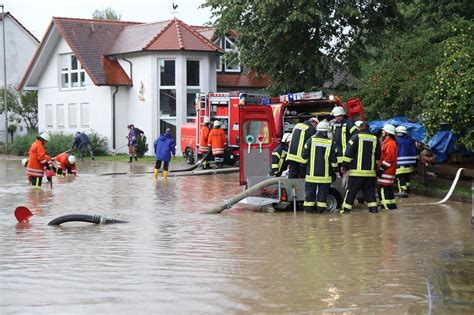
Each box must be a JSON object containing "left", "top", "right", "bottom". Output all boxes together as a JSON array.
[
  {"left": 203, "top": 0, "right": 399, "bottom": 93},
  {"left": 92, "top": 8, "right": 122, "bottom": 21},
  {"left": 0, "top": 87, "right": 38, "bottom": 133}
]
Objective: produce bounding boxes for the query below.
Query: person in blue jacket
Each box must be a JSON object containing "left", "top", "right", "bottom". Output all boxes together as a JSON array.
[
  {"left": 71, "top": 131, "right": 94, "bottom": 160},
  {"left": 395, "top": 126, "right": 417, "bottom": 197},
  {"left": 153, "top": 128, "right": 176, "bottom": 179}
]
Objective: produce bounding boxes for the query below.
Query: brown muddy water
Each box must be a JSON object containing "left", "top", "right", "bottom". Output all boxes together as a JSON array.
[{"left": 0, "top": 157, "right": 473, "bottom": 314}]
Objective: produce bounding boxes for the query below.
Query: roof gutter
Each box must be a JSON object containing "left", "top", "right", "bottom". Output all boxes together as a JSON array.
[
  {"left": 112, "top": 86, "right": 119, "bottom": 149},
  {"left": 122, "top": 58, "right": 133, "bottom": 86}
]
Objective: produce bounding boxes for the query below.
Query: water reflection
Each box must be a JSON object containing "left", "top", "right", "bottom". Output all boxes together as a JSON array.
[{"left": 0, "top": 157, "right": 472, "bottom": 313}]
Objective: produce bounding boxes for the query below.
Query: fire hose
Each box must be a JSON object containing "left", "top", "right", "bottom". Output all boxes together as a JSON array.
[{"left": 48, "top": 214, "right": 128, "bottom": 226}]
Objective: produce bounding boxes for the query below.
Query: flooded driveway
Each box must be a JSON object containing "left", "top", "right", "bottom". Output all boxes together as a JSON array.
[{"left": 0, "top": 157, "right": 473, "bottom": 313}]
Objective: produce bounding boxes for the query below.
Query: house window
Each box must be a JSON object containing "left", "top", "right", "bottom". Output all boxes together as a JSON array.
[
  {"left": 61, "top": 54, "right": 85, "bottom": 89},
  {"left": 214, "top": 36, "right": 241, "bottom": 73},
  {"left": 81, "top": 103, "right": 89, "bottom": 127},
  {"left": 159, "top": 59, "right": 176, "bottom": 117},
  {"left": 186, "top": 89, "right": 200, "bottom": 118},
  {"left": 68, "top": 103, "right": 77, "bottom": 128},
  {"left": 186, "top": 60, "right": 200, "bottom": 86},
  {"left": 45, "top": 104, "right": 53, "bottom": 128},
  {"left": 56, "top": 104, "right": 64, "bottom": 128}
]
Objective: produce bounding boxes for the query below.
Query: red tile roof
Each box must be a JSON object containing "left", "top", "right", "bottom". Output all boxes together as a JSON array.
[{"left": 217, "top": 73, "right": 270, "bottom": 88}]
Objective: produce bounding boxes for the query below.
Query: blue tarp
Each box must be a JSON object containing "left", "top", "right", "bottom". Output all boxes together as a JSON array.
[
  {"left": 427, "top": 130, "right": 457, "bottom": 163},
  {"left": 368, "top": 117, "right": 426, "bottom": 142}
]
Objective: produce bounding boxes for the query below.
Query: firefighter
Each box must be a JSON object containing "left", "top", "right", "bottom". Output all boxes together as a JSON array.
[
  {"left": 331, "top": 106, "right": 357, "bottom": 167},
  {"left": 22, "top": 156, "right": 55, "bottom": 184},
  {"left": 198, "top": 116, "right": 211, "bottom": 169},
  {"left": 376, "top": 124, "right": 398, "bottom": 210},
  {"left": 354, "top": 120, "right": 363, "bottom": 132},
  {"left": 270, "top": 133, "right": 291, "bottom": 177},
  {"left": 208, "top": 120, "right": 227, "bottom": 169},
  {"left": 286, "top": 117, "right": 318, "bottom": 178},
  {"left": 26, "top": 133, "right": 51, "bottom": 188},
  {"left": 340, "top": 122, "right": 381, "bottom": 213},
  {"left": 395, "top": 126, "right": 417, "bottom": 197},
  {"left": 55, "top": 152, "right": 77, "bottom": 176},
  {"left": 301, "top": 121, "right": 338, "bottom": 213}
]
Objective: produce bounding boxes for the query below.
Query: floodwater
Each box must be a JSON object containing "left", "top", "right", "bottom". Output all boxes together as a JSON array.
[{"left": 0, "top": 157, "right": 473, "bottom": 314}]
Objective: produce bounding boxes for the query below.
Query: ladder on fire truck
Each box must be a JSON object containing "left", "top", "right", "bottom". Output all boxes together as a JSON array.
[{"left": 195, "top": 93, "right": 208, "bottom": 151}]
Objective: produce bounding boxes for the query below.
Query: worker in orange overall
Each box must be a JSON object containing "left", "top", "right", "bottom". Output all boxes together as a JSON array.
[
  {"left": 22, "top": 154, "right": 55, "bottom": 186},
  {"left": 26, "top": 133, "right": 51, "bottom": 188},
  {"left": 376, "top": 124, "right": 398, "bottom": 210},
  {"left": 55, "top": 152, "right": 77, "bottom": 176},
  {"left": 207, "top": 120, "right": 227, "bottom": 169},
  {"left": 198, "top": 116, "right": 212, "bottom": 169}
]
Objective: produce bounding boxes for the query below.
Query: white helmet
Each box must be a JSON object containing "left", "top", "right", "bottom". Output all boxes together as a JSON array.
[
  {"left": 203, "top": 116, "right": 210, "bottom": 124},
  {"left": 281, "top": 133, "right": 291, "bottom": 143},
  {"left": 355, "top": 120, "right": 363, "bottom": 127},
  {"left": 21, "top": 158, "right": 28, "bottom": 167},
  {"left": 316, "top": 120, "right": 330, "bottom": 131},
  {"left": 38, "top": 132, "right": 50, "bottom": 142},
  {"left": 331, "top": 106, "right": 346, "bottom": 116},
  {"left": 309, "top": 117, "right": 319, "bottom": 124},
  {"left": 382, "top": 124, "right": 396, "bottom": 136},
  {"left": 213, "top": 120, "right": 221, "bottom": 128},
  {"left": 396, "top": 125, "right": 408, "bottom": 134},
  {"left": 68, "top": 155, "right": 76, "bottom": 164}
]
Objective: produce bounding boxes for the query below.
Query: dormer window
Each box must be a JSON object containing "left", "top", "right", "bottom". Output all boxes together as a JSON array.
[
  {"left": 215, "top": 36, "right": 241, "bottom": 73},
  {"left": 60, "top": 54, "right": 85, "bottom": 89}
]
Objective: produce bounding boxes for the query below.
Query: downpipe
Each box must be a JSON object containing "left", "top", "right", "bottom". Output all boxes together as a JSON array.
[{"left": 48, "top": 214, "right": 128, "bottom": 226}]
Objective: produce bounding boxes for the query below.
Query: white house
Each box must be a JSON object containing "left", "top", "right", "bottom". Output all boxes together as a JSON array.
[
  {"left": 19, "top": 17, "right": 270, "bottom": 154},
  {"left": 0, "top": 12, "right": 39, "bottom": 142}
]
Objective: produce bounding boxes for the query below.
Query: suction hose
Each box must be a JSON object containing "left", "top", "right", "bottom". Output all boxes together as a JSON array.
[
  {"left": 206, "top": 177, "right": 280, "bottom": 214},
  {"left": 48, "top": 214, "right": 128, "bottom": 226}
]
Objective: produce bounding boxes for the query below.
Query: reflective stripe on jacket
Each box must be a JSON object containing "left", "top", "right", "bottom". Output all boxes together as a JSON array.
[
  {"left": 271, "top": 143, "right": 288, "bottom": 175},
  {"left": 199, "top": 125, "right": 210, "bottom": 154},
  {"left": 208, "top": 128, "right": 226, "bottom": 155},
  {"left": 332, "top": 118, "right": 357, "bottom": 163},
  {"left": 302, "top": 136, "right": 338, "bottom": 183},
  {"left": 27, "top": 139, "right": 47, "bottom": 177},
  {"left": 378, "top": 137, "right": 397, "bottom": 186},
  {"left": 286, "top": 122, "right": 316, "bottom": 163},
  {"left": 396, "top": 135, "right": 417, "bottom": 174},
  {"left": 342, "top": 131, "right": 380, "bottom": 177}
]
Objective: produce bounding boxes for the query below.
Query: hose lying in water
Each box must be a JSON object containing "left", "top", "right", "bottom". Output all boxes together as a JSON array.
[
  {"left": 48, "top": 214, "right": 128, "bottom": 226},
  {"left": 206, "top": 177, "right": 280, "bottom": 214}
]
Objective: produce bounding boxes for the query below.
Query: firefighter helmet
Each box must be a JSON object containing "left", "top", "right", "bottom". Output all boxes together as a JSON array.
[
  {"left": 38, "top": 132, "right": 51, "bottom": 142},
  {"left": 203, "top": 116, "right": 210, "bottom": 124},
  {"left": 355, "top": 120, "right": 363, "bottom": 127},
  {"left": 316, "top": 120, "right": 330, "bottom": 131},
  {"left": 281, "top": 133, "right": 291, "bottom": 143},
  {"left": 68, "top": 155, "right": 76, "bottom": 165},
  {"left": 21, "top": 158, "right": 28, "bottom": 167},
  {"left": 331, "top": 106, "right": 346, "bottom": 116},
  {"left": 382, "top": 124, "right": 396, "bottom": 136},
  {"left": 213, "top": 120, "right": 221, "bottom": 128},
  {"left": 396, "top": 125, "right": 408, "bottom": 134}
]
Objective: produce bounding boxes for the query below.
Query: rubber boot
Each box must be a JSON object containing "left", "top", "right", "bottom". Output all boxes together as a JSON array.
[
  {"left": 163, "top": 171, "right": 169, "bottom": 179},
  {"left": 153, "top": 169, "right": 158, "bottom": 179},
  {"left": 135, "top": 156, "right": 138, "bottom": 162},
  {"left": 129, "top": 156, "right": 133, "bottom": 163}
]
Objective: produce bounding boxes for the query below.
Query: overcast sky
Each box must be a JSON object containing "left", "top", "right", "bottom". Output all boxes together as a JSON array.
[{"left": 3, "top": 0, "right": 213, "bottom": 40}]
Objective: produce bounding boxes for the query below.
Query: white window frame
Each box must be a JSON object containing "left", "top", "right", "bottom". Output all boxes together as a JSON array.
[
  {"left": 186, "top": 59, "right": 201, "bottom": 119},
  {"left": 214, "top": 38, "right": 223, "bottom": 72},
  {"left": 60, "top": 54, "right": 86, "bottom": 90},
  {"left": 45, "top": 104, "right": 53, "bottom": 128},
  {"left": 223, "top": 36, "right": 241, "bottom": 73},
  {"left": 158, "top": 59, "right": 177, "bottom": 118}
]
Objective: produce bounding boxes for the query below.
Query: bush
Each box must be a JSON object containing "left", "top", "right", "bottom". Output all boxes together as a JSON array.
[
  {"left": 45, "top": 132, "right": 74, "bottom": 156},
  {"left": 9, "top": 134, "right": 37, "bottom": 156},
  {"left": 136, "top": 135, "right": 149, "bottom": 157},
  {"left": 88, "top": 130, "right": 108, "bottom": 156}
]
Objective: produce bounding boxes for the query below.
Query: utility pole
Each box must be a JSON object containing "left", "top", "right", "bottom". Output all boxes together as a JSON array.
[{"left": 1, "top": 5, "right": 7, "bottom": 150}]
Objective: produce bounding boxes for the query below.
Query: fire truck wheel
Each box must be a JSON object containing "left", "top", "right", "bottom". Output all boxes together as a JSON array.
[
  {"left": 327, "top": 191, "right": 342, "bottom": 213},
  {"left": 184, "top": 146, "right": 195, "bottom": 165}
]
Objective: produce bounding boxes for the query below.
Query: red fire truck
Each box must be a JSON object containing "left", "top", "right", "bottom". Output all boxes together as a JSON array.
[{"left": 180, "top": 91, "right": 267, "bottom": 165}]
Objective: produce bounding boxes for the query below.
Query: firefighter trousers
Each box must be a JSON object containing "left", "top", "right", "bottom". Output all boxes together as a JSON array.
[
  {"left": 288, "top": 161, "right": 305, "bottom": 179},
  {"left": 30, "top": 176, "right": 43, "bottom": 188},
  {"left": 198, "top": 152, "right": 212, "bottom": 169},
  {"left": 378, "top": 185, "right": 397, "bottom": 210},
  {"left": 304, "top": 182, "right": 330, "bottom": 213},
  {"left": 342, "top": 176, "right": 378, "bottom": 213},
  {"left": 397, "top": 173, "right": 412, "bottom": 193}
]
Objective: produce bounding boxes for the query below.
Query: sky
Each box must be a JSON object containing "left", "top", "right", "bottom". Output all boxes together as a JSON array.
[{"left": 3, "top": 0, "right": 214, "bottom": 40}]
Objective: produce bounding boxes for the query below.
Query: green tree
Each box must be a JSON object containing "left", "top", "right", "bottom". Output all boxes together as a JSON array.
[
  {"left": 92, "top": 8, "right": 122, "bottom": 21},
  {"left": 203, "top": 0, "right": 399, "bottom": 94},
  {"left": 422, "top": 20, "right": 474, "bottom": 151},
  {"left": 0, "top": 87, "right": 38, "bottom": 133}
]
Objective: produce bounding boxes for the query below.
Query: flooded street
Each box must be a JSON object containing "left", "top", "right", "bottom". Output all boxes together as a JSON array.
[{"left": 0, "top": 157, "right": 473, "bottom": 314}]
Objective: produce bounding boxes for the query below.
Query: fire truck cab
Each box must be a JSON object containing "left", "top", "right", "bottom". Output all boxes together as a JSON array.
[
  {"left": 180, "top": 91, "right": 267, "bottom": 165},
  {"left": 238, "top": 91, "right": 364, "bottom": 211}
]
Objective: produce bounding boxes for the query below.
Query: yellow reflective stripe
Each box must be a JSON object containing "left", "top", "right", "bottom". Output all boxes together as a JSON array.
[
  {"left": 397, "top": 178, "right": 402, "bottom": 193},
  {"left": 341, "top": 156, "right": 352, "bottom": 162},
  {"left": 357, "top": 135, "right": 363, "bottom": 171},
  {"left": 273, "top": 152, "right": 281, "bottom": 159},
  {"left": 396, "top": 166, "right": 414, "bottom": 174},
  {"left": 367, "top": 202, "right": 378, "bottom": 207},
  {"left": 348, "top": 139, "right": 354, "bottom": 145},
  {"left": 324, "top": 141, "right": 330, "bottom": 179},
  {"left": 349, "top": 125, "right": 357, "bottom": 134},
  {"left": 305, "top": 176, "right": 332, "bottom": 183},
  {"left": 342, "top": 125, "right": 347, "bottom": 155},
  {"left": 304, "top": 201, "right": 315, "bottom": 206},
  {"left": 331, "top": 162, "right": 338, "bottom": 168},
  {"left": 317, "top": 202, "right": 327, "bottom": 208},
  {"left": 310, "top": 139, "right": 315, "bottom": 178},
  {"left": 349, "top": 169, "right": 376, "bottom": 176},
  {"left": 380, "top": 188, "right": 388, "bottom": 210},
  {"left": 342, "top": 202, "right": 352, "bottom": 209},
  {"left": 271, "top": 164, "right": 279, "bottom": 168},
  {"left": 386, "top": 199, "right": 397, "bottom": 204}
]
